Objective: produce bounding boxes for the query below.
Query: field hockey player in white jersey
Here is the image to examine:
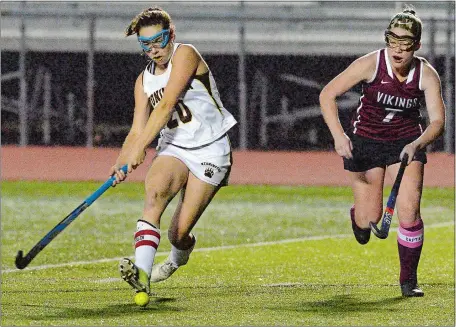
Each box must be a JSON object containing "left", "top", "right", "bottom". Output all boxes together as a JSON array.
[{"left": 109, "top": 6, "right": 237, "bottom": 300}]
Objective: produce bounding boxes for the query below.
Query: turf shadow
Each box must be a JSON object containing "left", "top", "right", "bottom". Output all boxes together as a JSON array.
[
  {"left": 266, "top": 294, "right": 407, "bottom": 314},
  {"left": 14, "top": 299, "right": 181, "bottom": 321}
]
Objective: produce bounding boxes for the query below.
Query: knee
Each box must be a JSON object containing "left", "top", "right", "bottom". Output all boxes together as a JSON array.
[
  {"left": 371, "top": 206, "right": 383, "bottom": 222},
  {"left": 144, "top": 187, "right": 171, "bottom": 209},
  {"left": 355, "top": 203, "right": 383, "bottom": 223},
  {"left": 168, "top": 229, "right": 189, "bottom": 248},
  {"left": 397, "top": 195, "right": 421, "bottom": 223},
  {"left": 398, "top": 206, "right": 421, "bottom": 225}
]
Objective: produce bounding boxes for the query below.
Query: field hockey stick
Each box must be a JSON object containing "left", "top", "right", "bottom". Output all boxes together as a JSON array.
[
  {"left": 15, "top": 164, "right": 128, "bottom": 270},
  {"left": 369, "top": 153, "right": 409, "bottom": 239}
]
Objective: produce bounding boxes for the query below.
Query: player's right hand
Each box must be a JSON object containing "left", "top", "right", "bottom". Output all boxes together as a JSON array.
[
  {"left": 334, "top": 133, "right": 353, "bottom": 159},
  {"left": 110, "top": 164, "right": 127, "bottom": 186}
]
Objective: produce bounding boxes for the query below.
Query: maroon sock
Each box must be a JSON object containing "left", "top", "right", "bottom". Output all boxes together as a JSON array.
[{"left": 397, "top": 219, "right": 424, "bottom": 284}]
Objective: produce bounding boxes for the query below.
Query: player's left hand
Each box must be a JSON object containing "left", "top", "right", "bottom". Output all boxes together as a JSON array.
[
  {"left": 400, "top": 142, "right": 417, "bottom": 165},
  {"left": 126, "top": 142, "right": 147, "bottom": 173}
]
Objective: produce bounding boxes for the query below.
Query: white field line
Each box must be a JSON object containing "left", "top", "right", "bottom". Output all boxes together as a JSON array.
[{"left": 2, "top": 221, "right": 454, "bottom": 274}]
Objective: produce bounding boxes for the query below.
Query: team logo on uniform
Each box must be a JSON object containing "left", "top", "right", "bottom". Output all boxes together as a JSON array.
[
  {"left": 204, "top": 168, "right": 214, "bottom": 178},
  {"left": 201, "top": 162, "right": 221, "bottom": 179}
]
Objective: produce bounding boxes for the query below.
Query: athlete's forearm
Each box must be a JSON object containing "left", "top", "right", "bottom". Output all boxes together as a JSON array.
[
  {"left": 320, "top": 95, "right": 346, "bottom": 139},
  {"left": 116, "top": 132, "right": 141, "bottom": 164},
  {"left": 412, "top": 119, "right": 445, "bottom": 150},
  {"left": 135, "top": 102, "right": 174, "bottom": 150}
]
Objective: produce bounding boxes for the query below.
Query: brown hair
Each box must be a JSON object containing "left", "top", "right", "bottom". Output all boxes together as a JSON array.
[
  {"left": 387, "top": 4, "right": 422, "bottom": 42},
  {"left": 125, "top": 6, "right": 175, "bottom": 39}
]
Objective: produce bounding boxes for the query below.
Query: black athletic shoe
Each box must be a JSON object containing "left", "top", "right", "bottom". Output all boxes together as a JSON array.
[
  {"left": 401, "top": 280, "right": 424, "bottom": 297},
  {"left": 350, "top": 205, "right": 371, "bottom": 245}
]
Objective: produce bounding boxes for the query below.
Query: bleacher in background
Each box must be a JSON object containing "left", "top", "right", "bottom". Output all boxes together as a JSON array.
[
  {"left": 1, "top": 1, "right": 454, "bottom": 151},
  {"left": 1, "top": 1, "right": 453, "bottom": 55}
]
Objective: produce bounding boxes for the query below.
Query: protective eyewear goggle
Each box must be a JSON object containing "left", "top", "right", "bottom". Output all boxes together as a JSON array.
[
  {"left": 384, "top": 31, "right": 416, "bottom": 51},
  {"left": 137, "top": 29, "right": 170, "bottom": 52}
]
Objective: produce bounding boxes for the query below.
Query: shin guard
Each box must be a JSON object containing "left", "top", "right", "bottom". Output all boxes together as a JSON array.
[
  {"left": 397, "top": 219, "right": 424, "bottom": 285},
  {"left": 134, "top": 219, "right": 160, "bottom": 277}
]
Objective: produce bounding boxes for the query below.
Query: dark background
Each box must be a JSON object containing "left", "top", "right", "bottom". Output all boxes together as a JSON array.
[{"left": 2, "top": 51, "right": 452, "bottom": 150}]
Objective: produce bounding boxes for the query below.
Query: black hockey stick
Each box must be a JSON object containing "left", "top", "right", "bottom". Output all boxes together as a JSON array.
[
  {"left": 15, "top": 165, "right": 128, "bottom": 269},
  {"left": 369, "top": 154, "right": 409, "bottom": 239}
]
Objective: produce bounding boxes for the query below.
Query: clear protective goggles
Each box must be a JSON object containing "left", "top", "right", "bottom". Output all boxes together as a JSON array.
[
  {"left": 384, "top": 31, "right": 417, "bottom": 51},
  {"left": 137, "top": 29, "right": 170, "bottom": 52}
]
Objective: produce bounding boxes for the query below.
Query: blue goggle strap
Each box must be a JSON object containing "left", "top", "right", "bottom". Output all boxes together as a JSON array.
[{"left": 137, "top": 29, "right": 170, "bottom": 51}]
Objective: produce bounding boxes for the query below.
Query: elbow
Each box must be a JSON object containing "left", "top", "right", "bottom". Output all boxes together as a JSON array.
[
  {"left": 438, "top": 118, "right": 446, "bottom": 135},
  {"left": 157, "top": 97, "right": 176, "bottom": 114},
  {"left": 155, "top": 100, "right": 175, "bottom": 121},
  {"left": 159, "top": 97, "right": 175, "bottom": 111},
  {"left": 430, "top": 118, "right": 445, "bottom": 136},
  {"left": 319, "top": 87, "right": 335, "bottom": 108},
  {"left": 127, "top": 131, "right": 141, "bottom": 139},
  {"left": 319, "top": 88, "right": 327, "bottom": 105}
]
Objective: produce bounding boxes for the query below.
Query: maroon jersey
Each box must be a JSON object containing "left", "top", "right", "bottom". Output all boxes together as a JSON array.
[{"left": 351, "top": 48, "right": 425, "bottom": 141}]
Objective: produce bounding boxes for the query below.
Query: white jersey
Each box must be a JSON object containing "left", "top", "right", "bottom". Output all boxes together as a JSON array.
[{"left": 142, "top": 43, "right": 237, "bottom": 148}]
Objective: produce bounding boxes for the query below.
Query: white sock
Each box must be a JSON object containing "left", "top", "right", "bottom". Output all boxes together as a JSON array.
[
  {"left": 169, "top": 234, "right": 196, "bottom": 266},
  {"left": 134, "top": 220, "right": 160, "bottom": 277}
]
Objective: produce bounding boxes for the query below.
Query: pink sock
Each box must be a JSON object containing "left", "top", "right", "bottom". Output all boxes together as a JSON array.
[{"left": 397, "top": 219, "right": 424, "bottom": 284}]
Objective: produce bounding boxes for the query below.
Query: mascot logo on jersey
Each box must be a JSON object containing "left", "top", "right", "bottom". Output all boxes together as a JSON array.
[{"left": 204, "top": 168, "right": 214, "bottom": 178}]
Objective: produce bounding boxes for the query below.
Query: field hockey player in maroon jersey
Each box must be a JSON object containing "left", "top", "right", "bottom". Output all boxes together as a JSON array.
[{"left": 319, "top": 5, "right": 446, "bottom": 297}]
